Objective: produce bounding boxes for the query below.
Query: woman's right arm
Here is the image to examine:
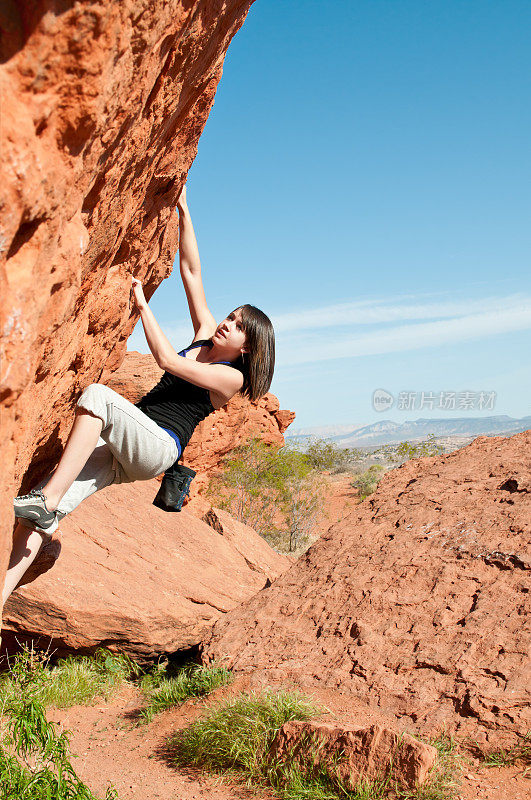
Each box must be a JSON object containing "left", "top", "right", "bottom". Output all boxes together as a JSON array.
[{"left": 177, "top": 186, "right": 217, "bottom": 341}]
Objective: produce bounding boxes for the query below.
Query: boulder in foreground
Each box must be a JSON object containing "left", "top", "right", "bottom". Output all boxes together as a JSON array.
[
  {"left": 2, "top": 481, "right": 288, "bottom": 659},
  {"left": 270, "top": 721, "right": 437, "bottom": 790}
]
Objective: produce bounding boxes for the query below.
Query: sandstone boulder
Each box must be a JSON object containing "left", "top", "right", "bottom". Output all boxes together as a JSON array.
[
  {"left": 2, "top": 479, "right": 288, "bottom": 659},
  {"left": 0, "top": 0, "right": 255, "bottom": 586},
  {"left": 202, "top": 431, "right": 531, "bottom": 748},
  {"left": 270, "top": 721, "right": 437, "bottom": 790}
]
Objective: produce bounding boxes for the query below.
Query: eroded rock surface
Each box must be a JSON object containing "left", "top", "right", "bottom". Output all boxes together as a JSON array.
[
  {"left": 1, "top": 480, "right": 288, "bottom": 659},
  {"left": 270, "top": 721, "right": 437, "bottom": 790},
  {"left": 202, "top": 431, "right": 531, "bottom": 748},
  {"left": 0, "top": 0, "right": 255, "bottom": 580}
]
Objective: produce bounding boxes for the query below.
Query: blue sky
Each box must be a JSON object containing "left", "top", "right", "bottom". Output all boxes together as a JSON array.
[{"left": 128, "top": 0, "right": 531, "bottom": 429}]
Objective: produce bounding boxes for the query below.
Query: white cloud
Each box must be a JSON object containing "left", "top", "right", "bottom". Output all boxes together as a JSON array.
[
  {"left": 271, "top": 293, "right": 529, "bottom": 332},
  {"left": 278, "top": 300, "right": 531, "bottom": 366}
]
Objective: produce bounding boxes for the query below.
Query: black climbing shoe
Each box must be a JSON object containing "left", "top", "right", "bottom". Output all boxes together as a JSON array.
[{"left": 153, "top": 464, "right": 196, "bottom": 512}]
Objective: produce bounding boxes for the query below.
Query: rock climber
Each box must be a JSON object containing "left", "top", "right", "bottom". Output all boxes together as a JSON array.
[{"left": 4, "top": 185, "right": 275, "bottom": 603}]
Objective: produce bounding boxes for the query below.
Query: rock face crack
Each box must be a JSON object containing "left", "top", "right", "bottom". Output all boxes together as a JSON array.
[
  {"left": 498, "top": 478, "right": 527, "bottom": 493},
  {"left": 414, "top": 661, "right": 452, "bottom": 675},
  {"left": 480, "top": 552, "right": 529, "bottom": 571}
]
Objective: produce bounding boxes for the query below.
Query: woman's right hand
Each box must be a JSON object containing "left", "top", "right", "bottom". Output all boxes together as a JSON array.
[
  {"left": 131, "top": 277, "right": 148, "bottom": 311},
  {"left": 177, "top": 184, "right": 187, "bottom": 211}
]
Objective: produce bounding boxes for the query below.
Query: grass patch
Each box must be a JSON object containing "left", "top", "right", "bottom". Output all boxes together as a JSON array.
[
  {"left": 138, "top": 661, "right": 233, "bottom": 723},
  {"left": 0, "top": 645, "right": 137, "bottom": 710},
  {"left": 401, "top": 733, "right": 463, "bottom": 800},
  {"left": 169, "top": 693, "right": 464, "bottom": 800},
  {"left": 481, "top": 733, "right": 531, "bottom": 768},
  {"left": 169, "top": 688, "right": 319, "bottom": 781},
  {"left": 0, "top": 647, "right": 119, "bottom": 799}
]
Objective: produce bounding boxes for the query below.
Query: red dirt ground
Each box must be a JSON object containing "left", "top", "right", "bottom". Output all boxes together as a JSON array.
[
  {"left": 13, "top": 471, "right": 529, "bottom": 800},
  {"left": 48, "top": 677, "right": 530, "bottom": 800}
]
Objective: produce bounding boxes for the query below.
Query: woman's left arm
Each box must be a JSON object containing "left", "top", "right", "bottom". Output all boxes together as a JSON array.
[{"left": 132, "top": 278, "right": 242, "bottom": 399}]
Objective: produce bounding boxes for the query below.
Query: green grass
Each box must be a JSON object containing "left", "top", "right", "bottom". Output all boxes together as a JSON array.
[
  {"left": 400, "top": 733, "right": 463, "bottom": 800},
  {"left": 0, "top": 648, "right": 119, "bottom": 800},
  {"left": 138, "top": 661, "right": 233, "bottom": 722},
  {"left": 0, "top": 645, "right": 137, "bottom": 710},
  {"left": 168, "top": 692, "right": 466, "bottom": 800},
  {"left": 169, "top": 689, "right": 319, "bottom": 781},
  {"left": 480, "top": 733, "right": 531, "bottom": 768}
]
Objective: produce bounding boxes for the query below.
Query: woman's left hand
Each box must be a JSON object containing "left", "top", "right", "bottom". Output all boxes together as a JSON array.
[{"left": 131, "top": 277, "right": 148, "bottom": 311}]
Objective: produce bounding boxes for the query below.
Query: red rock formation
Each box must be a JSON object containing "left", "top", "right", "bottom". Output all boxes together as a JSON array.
[
  {"left": 202, "top": 431, "right": 531, "bottom": 749},
  {"left": 0, "top": 1, "right": 255, "bottom": 586},
  {"left": 270, "top": 721, "right": 437, "bottom": 790},
  {"left": 1, "top": 482, "right": 288, "bottom": 659}
]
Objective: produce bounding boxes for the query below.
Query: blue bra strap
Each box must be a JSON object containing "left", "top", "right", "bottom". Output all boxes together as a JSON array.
[{"left": 179, "top": 341, "right": 233, "bottom": 367}]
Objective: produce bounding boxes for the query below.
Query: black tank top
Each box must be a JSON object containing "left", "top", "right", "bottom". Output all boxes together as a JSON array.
[{"left": 136, "top": 340, "right": 238, "bottom": 453}]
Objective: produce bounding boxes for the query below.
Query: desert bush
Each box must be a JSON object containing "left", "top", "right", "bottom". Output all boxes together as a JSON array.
[
  {"left": 138, "top": 662, "right": 232, "bottom": 723},
  {"left": 375, "top": 435, "right": 444, "bottom": 465},
  {"left": 0, "top": 647, "right": 118, "bottom": 800},
  {"left": 207, "top": 438, "right": 328, "bottom": 552},
  {"left": 351, "top": 465, "right": 385, "bottom": 499},
  {"left": 305, "top": 439, "right": 363, "bottom": 473},
  {"left": 169, "top": 689, "right": 319, "bottom": 781}
]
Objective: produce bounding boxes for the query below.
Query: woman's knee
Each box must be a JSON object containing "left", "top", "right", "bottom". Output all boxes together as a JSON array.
[{"left": 77, "top": 383, "right": 113, "bottom": 425}]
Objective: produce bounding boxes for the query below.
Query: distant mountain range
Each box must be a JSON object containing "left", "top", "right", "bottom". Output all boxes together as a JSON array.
[{"left": 287, "top": 415, "right": 531, "bottom": 448}]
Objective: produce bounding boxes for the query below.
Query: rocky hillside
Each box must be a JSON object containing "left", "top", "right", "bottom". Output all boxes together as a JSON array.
[
  {"left": 202, "top": 431, "right": 531, "bottom": 749},
  {"left": 0, "top": 0, "right": 255, "bottom": 582}
]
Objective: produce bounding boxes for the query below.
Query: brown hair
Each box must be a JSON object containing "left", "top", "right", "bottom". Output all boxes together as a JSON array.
[{"left": 233, "top": 304, "right": 275, "bottom": 401}]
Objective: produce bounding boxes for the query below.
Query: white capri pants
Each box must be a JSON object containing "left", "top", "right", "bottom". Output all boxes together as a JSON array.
[{"left": 36, "top": 384, "right": 179, "bottom": 519}]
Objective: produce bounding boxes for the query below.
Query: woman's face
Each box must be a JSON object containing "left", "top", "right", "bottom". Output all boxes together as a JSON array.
[{"left": 213, "top": 309, "right": 248, "bottom": 353}]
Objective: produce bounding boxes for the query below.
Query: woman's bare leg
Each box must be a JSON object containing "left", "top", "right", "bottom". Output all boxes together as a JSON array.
[
  {"left": 41, "top": 409, "right": 103, "bottom": 511},
  {"left": 2, "top": 524, "right": 44, "bottom": 604}
]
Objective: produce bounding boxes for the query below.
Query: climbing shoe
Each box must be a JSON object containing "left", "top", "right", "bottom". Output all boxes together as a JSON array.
[
  {"left": 153, "top": 464, "right": 196, "bottom": 512},
  {"left": 14, "top": 489, "right": 59, "bottom": 535}
]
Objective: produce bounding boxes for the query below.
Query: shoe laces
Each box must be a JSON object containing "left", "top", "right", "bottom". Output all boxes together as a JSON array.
[{"left": 17, "top": 488, "right": 44, "bottom": 501}]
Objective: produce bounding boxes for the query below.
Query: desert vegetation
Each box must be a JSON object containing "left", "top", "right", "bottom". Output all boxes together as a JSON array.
[
  {"left": 0, "top": 646, "right": 235, "bottom": 799},
  {"left": 207, "top": 437, "right": 329, "bottom": 553},
  {"left": 0, "top": 647, "right": 120, "bottom": 800},
  {"left": 168, "top": 689, "right": 463, "bottom": 800},
  {"left": 207, "top": 434, "right": 448, "bottom": 551},
  {"left": 138, "top": 660, "right": 232, "bottom": 723}
]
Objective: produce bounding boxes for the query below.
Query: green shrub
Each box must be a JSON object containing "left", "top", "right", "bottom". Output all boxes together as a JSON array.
[
  {"left": 207, "top": 438, "right": 328, "bottom": 552},
  {"left": 305, "top": 439, "right": 363, "bottom": 473},
  {"left": 0, "top": 647, "right": 118, "bottom": 800},
  {"left": 169, "top": 689, "right": 319, "bottom": 780},
  {"left": 351, "top": 465, "right": 385, "bottom": 499},
  {"left": 375, "top": 436, "right": 444, "bottom": 465},
  {"left": 138, "top": 662, "right": 233, "bottom": 723}
]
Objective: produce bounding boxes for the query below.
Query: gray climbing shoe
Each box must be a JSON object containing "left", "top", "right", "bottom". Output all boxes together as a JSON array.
[{"left": 14, "top": 489, "right": 59, "bottom": 535}]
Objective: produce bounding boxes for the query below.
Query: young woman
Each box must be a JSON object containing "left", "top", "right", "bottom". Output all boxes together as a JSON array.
[{"left": 4, "top": 186, "right": 275, "bottom": 603}]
